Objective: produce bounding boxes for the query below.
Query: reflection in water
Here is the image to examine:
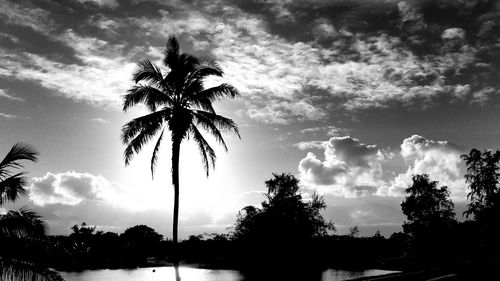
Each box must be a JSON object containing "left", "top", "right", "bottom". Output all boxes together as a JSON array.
[
  {"left": 61, "top": 267, "right": 244, "bottom": 281},
  {"left": 60, "top": 266, "right": 398, "bottom": 281},
  {"left": 175, "top": 263, "right": 181, "bottom": 281}
]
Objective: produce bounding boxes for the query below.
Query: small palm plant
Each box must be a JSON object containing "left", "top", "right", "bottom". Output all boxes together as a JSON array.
[
  {"left": 0, "top": 143, "right": 64, "bottom": 281},
  {"left": 122, "top": 36, "right": 240, "bottom": 244}
]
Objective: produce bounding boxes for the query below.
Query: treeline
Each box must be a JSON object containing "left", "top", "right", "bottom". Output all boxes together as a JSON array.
[
  {"left": 3, "top": 148, "right": 500, "bottom": 274},
  {"left": 3, "top": 173, "right": 408, "bottom": 272},
  {"left": 391, "top": 148, "right": 500, "bottom": 277},
  {"left": 25, "top": 224, "right": 407, "bottom": 271}
]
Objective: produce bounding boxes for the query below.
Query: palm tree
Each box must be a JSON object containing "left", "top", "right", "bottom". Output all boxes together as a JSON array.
[
  {"left": 0, "top": 143, "right": 64, "bottom": 281},
  {"left": 121, "top": 36, "right": 240, "bottom": 244}
]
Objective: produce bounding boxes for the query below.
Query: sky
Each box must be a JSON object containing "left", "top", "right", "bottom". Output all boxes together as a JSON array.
[{"left": 1, "top": 0, "right": 500, "bottom": 238}]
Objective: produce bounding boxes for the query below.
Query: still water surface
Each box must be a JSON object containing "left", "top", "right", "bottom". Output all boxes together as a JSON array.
[{"left": 61, "top": 266, "right": 397, "bottom": 281}]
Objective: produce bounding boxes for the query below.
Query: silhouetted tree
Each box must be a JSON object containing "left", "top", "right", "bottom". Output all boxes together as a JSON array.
[
  {"left": 120, "top": 225, "right": 163, "bottom": 260},
  {"left": 349, "top": 226, "right": 360, "bottom": 237},
  {"left": 0, "top": 143, "right": 63, "bottom": 281},
  {"left": 461, "top": 149, "right": 500, "bottom": 221},
  {"left": 461, "top": 149, "right": 500, "bottom": 254},
  {"left": 234, "top": 173, "right": 334, "bottom": 242},
  {"left": 401, "top": 174, "right": 456, "bottom": 262},
  {"left": 67, "top": 222, "right": 96, "bottom": 264},
  {"left": 233, "top": 173, "right": 334, "bottom": 267},
  {"left": 121, "top": 35, "right": 240, "bottom": 245}
]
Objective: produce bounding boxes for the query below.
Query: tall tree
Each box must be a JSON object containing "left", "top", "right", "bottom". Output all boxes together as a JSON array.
[
  {"left": 401, "top": 174, "right": 456, "bottom": 260},
  {"left": 0, "top": 143, "right": 64, "bottom": 281},
  {"left": 461, "top": 148, "right": 500, "bottom": 221},
  {"left": 122, "top": 36, "right": 240, "bottom": 244}
]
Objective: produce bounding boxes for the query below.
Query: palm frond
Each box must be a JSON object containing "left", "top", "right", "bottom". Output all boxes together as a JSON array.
[
  {"left": 197, "top": 56, "right": 222, "bottom": 71},
  {"left": 123, "top": 85, "right": 174, "bottom": 112},
  {"left": 190, "top": 125, "right": 216, "bottom": 176},
  {"left": 192, "top": 83, "right": 239, "bottom": 103},
  {"left": 193, "top": 114, "right": 228, "bottom": 151},
  {"left": 0, "top": 207, "right": 46, "bottom": 239},
  {"left": 0, "top": 172, "right": 29, "bottom": 206},
  {"left": 188, "top": 65, "right": 223, "bottom": 82},
  {"left": 164, "top": 53, "right": 201, "bottom": 91},
  {"left": 0, "top": 143, "right": 38, "bottom": 177},
  {"left": 121, "top": 109, "right": 170, "bottom": 144},
  {"left": 181, "top": 67, "right": 225, "bottom": 101},
  {"left": 163, "top": 35, "right": 180, "bottom": 68},
  {"left": 193, "top": 110, "right": 240, "bottom": 138},
  {"left": 0, "top": 257, "right": 64, "bottom": 281},
  {"left": 123, "top": 118, "right": 166, "bottom": 165},
  {"left": 133, "top": 59, "right": 163, "bottom": 85},
  {"left": 179, "top": 53, "right": 200, "bottom": 73},
  {"left": 191, "top": 97, "right": 216, "bottom": 113},
  {"left": 150, "top": 128, "right": 165, "bottom": 178}
]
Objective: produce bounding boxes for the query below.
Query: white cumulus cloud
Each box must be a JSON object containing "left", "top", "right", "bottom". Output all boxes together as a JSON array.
[
  {"left": 29, "top": 171, "right": 118, "bottom": 206},
  {"left": 298, "top": 136, "right": 391, "bottom": 197},
  {"left": 298, "top": 135, "right": 468, "bottom": 200},
  {"left": 380, "top": 135, "right": 467, "bottom": 199}
]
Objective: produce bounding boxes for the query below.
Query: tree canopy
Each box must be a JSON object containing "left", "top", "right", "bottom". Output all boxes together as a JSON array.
[
  {"left": 233, "top": 173, "right": 334, "bottom": 243},
  {"left": 401, "top": 174, "right": 456, "bottom": 260},
  {"left": 461, "top": 148, "right": 500, "bottom": 221}
]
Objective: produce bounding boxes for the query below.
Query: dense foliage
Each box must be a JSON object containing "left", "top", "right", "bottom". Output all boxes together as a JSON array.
[
  {"left": 232, "top": 173, "right": 334, "bottom": 268},
  {"left": 461, "top": 149, "right": 500, "bottom": 254},
  {"left": 401, "top": 174, "right": 456, "bottom": 262},
  {"left": 233, "top": 173, "right": 334, "bottom": 242},
  {"left": 461, "top": 149, "right": 500, "bottom": 221},
  {"left": 48, "top": 223, "right": 165, "bottom": 270},
  {"left": 0, "top": 143, "right": 63, "bottom": 281}
]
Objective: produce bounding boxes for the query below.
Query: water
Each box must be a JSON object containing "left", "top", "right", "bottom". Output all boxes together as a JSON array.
[{"left": 60, "top": 266, "right": 397, "bottom": 281}]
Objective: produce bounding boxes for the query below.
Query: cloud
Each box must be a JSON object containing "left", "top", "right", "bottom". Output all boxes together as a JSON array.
[
  {"left": 295, "top": 141, "right": 327, "bottom": 150},
  {"left": 76, "top": 0, "right": 119, "bottom": 8},
  {"left": 298, "top": 136, "right": 391, "bottom": 197},
  {"left": 0, "top": 29, "right": 137, "bottom": 109},
  {"left": 442, "top": 27, "right": 466, "bottom": 40},
  {"left": 0, "top": 112, "right": 18, "bottom": 119},
  {"left": 397, "top": 1, "right": 427, "bottom": 34},
  {"left": 298, "top": 134, "right": 468, "bottom": 200},
  {"left": 131, "top": 3, "right": 473, "bottom": 124},
  {"left": 0, "top": 89, "right": 25, "bottom": 102},
  {"left": 380, "top": 135, "right": 467, "bottom": 199},
  {"left": 1, "top": 0, "right": 499, "bottom": 123},
  {"left": 470, "top": 87, "right": 498, "bottom": 104},
  {"left": 300, "top": 125, "right": 341, "bottom": 137},
  {"left": 91, "top": 118, "right": 108, "bottom": 124},
  {"left": 0, "top": 1, "right": 54, "bottom": 35},
  {"left": 27, "top": 170, "right": 251, "bottom": 237},
  {"left": 29, "top": 171, "right": 118, "bottom": 206}
]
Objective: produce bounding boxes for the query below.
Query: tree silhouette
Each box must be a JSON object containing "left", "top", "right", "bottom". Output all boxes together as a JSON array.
[
  {"left": 233, "top": 173, "right": 334, "bottom": 243},
  {"left": 348, "top": 226, "right": 360, "bottom": 237},
  {"left": 121, "top": 36, "right": 240, "bottom": 245},
  {"left": 233, "top": 173, "right": 333, "bottom": 268},
  {"left": 401, "top": 174, "right": 456, "bottom": 261},
  {"left": 461, "top": 149, "right": 500, "bottom": 254},
  {"left": 461, "top": 149, "right": 500, "bottom": 221},
  {"left": 120, "top": 225, "right": 163, "bottom": 261},
  {"left": 0, "top": 143, "right": 64, "bottom": 281}
]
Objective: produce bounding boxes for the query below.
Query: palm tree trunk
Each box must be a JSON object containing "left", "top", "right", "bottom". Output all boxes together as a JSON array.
[{"left": 171, "top": 138, "right": 181, "bottom": 245}]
